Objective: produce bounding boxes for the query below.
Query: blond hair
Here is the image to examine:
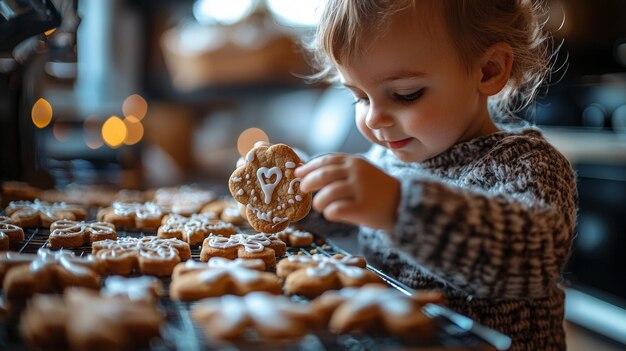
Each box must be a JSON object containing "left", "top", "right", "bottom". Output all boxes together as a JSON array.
[{"left": 310, "top": 0, "right": 553, "bottom": 116}]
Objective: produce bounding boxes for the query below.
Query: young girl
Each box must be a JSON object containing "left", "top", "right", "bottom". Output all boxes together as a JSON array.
[{"left": 295, "top": 1, "right": 576, "bottom": 350}]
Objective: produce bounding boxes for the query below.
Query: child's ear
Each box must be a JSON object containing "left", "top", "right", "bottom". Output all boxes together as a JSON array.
[{"left": 477, "top": 42, "right": 513, "bottom": 96}]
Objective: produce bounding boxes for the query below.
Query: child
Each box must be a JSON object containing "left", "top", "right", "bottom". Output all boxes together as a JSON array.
[{"left": 295, "top": 1, "right": 576, "bottom": 350}]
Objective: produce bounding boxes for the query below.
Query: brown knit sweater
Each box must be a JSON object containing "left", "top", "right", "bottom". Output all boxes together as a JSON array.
[{"left": 358, "top": 124, "right": 577, "bottom": 350}]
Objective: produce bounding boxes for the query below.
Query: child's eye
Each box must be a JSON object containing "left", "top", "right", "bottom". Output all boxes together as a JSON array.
[
  {"left": 394, "top": 89, "right": 425, "bottom": 103},
  {"left": 352, "top": 97, "right": 370, "bottom": 105}
]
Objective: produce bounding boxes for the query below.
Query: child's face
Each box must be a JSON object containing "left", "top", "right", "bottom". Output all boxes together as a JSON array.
[{"left": 337, "top": 8, "right": 494, "bottom": 163}]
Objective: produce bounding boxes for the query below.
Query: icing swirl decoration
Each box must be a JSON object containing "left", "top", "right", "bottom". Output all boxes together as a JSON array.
[{"left": 208, "top": 233, "right": 273, "bottom": 253}]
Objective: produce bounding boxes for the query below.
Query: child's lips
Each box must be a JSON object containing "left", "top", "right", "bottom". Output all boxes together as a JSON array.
[{"left": 387, "top": 138, "right": 413, "bottom": 149}]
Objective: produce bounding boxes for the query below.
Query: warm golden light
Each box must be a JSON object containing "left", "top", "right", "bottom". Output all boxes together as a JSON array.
[
  {"left": 122, "top": 94, "right": 148, "bottom": 120},
  {"left": 52, "top": 121, "right": 71, "bottom": 142},
  {"left": 44, "top": 28, "right": 57, "bottom": 36},
  {"left": 123, "top": 115, "right": 144, "bottom": 145},
  {"left": 237, "top": 127, "right": 270, "bottom": 156},
  {"left": 32, "top": 98, "right": 53, "bottom": 128},
  {"left": 101, "top": 116, "right": 127, "bottom": 148}
]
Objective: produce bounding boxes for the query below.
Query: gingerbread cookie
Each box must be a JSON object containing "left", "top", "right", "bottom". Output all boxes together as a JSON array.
[
  {"left": 21, "top": 288, "right": 163, "bottom": 351},
  {"left": 312, "top": 284, "right": 444, "bottom": 339},
  {"left": 170, "top": 257, "right": 281, "bottom": 301},
  {"left": 200, "top": 233, "right": 286, "bottom": 267},
  {"left": 102, "top": 276, "right": 163, "bottom": 303},
  {"left": 49, "top": 219, "right": 116, "bottom": 249},
  {"left": 2, "top": 248, "right": 101, "bottom": 302},
  {"left": 274, "top": 227, "right": 313, "bottom": 247},
  {"left": 92, "top": 236, "right": 191, "bottom": 276},
  {"left": 5, "top": 200, "right": 86, "bottom": 227},
  {"left": 97, "top": 201, "right": 165, "bottom": 230},
  {"left": 0, "top": 216, "right": 24, "bottom": 250},
  {"left": 229, "top": 144, "right": 311, "bottom": 233},
  {"left": 191, "top": 291, "right": 320, "bottom": 340},
  {"left": 277, "top": 254, "right": 382, "bottom": 298},
  {"left": 158, "top": 213, "right": 235, "bottom": 245},
  {"left": 1, "top": 181, "right": 40, "bottom": 206},
  {"left": 153, "top": 185, "right": 216, "bottom": 216},
  {"left": 220, "top": 203, "right": 247, "bottom": 226},
  {"left": 173, "top": 257, "right": 266, "bottom": 279}
]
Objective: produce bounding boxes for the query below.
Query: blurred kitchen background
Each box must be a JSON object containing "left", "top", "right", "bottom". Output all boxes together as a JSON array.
[{"left": 0, "top": 0, "right": 625, "bottom": 349}]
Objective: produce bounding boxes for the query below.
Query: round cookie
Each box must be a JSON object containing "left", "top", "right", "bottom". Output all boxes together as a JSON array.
[{"left": 229, "top": 144, "right": 312, "bottom": 233}]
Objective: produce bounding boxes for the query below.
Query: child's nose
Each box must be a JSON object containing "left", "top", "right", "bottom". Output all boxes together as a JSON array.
[{"left": 365, "top": 106, "right": 394, "bottom": 129}]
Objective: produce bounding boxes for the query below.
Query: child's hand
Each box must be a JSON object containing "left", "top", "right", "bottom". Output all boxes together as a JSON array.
[{"left": 295, "top": 154, "right": 400, "bottom": 231}]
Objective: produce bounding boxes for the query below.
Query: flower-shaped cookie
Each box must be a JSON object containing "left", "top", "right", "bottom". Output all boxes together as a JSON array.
[
  {"left": 277, "top": 254, "right": 383, "bottom": 298},
  {"left": 158, "top": 213, "right": 236, "bottom": 245},
  {"left": 170, "top": 257, "right": 281, "bottom": 301},
  {"left": 49, "top": 219, "right": 117, "bottom": 249},
  {"left": 21, "top": 288, "right": 163, "bottom": 350},
  {"left": 229, "top": 144, "right": 311, "bottom": 233},
  {"left": 200, "top": 233, "right": 286, "bottom": 268},
  {"left": 5, "top": 200, "right": 86, "bottom": 227},
  {"left": 191, "top": 291, "right": 320, "bottom": 340},
  {"left": 0, "top": 216, "right": 24, "bottom": 251},
  {"left": 1, "top": 248, "right": 101, "bottom": 301},
  {"left": 97, "top": 201, "right": 165, "bottom": 230},
  {"left": 92, "top": 236, "right": 191, "bottom": 276},
  {"left": 312, "top": 284, "right": 444, "bottom": 339}
]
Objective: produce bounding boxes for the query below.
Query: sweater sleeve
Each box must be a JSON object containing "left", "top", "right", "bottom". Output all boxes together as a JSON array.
[{"left": 393, "top": 140, "right": 577, "bottom": 299}]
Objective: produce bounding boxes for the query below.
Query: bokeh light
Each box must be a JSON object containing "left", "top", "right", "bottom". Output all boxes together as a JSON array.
[
  {"left": 32, "top": 98, "right": 53, "bottom": 128},
  {"left": 237, "top": 127, "right": 270, "bottom": 156},
  {"left": 84, "top": 115, "right": 103, "bottom": 149},
  {"left": 123, "top": 115, "right": 144, "bottom": 145},
  {"left": 267, "top": 0, "right": 327, "bottom": 26},
  {"left": 193, "top": 0, "right": 255, "bottom": 25},
  {"left": 122, "top": 94, "right": 148, "bottom": 120},
  {"left": 101, "top": 116, "right": 127, "bottom": 148},
  {"left": 52, "top": 121, "right": 71, "bottom": 142}
]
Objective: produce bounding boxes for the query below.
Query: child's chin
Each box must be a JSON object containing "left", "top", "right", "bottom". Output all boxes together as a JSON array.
[{"left": 390, "top": 149, "right": 424, "bottom": 163}]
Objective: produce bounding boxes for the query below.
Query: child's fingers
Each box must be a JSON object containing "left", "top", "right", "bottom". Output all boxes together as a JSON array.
[
  {"left": 295, "top": 154, "right": 347, "bottom": 177},
  {"left": 322, "top": 199, "right": 354, "bottom": 224},
  {"left": 299, "top": 164, "right": 348, "bottom": 193},
  {"left": 312, "top": 180, "right": 353, "bottom": 213}
]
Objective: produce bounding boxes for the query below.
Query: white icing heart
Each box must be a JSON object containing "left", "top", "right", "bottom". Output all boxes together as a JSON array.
[{"left": 257, "top": 167, "right": 282, "bottom": 204}]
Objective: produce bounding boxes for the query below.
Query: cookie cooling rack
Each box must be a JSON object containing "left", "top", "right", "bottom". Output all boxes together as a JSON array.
[{"left": 0, "top": 210, "right": 510, "bottom": 351}]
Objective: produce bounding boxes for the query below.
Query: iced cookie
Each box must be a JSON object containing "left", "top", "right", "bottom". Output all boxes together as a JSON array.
[
  {"left": 277, "top": 254, "right": 382, "bottom": 298},
  {"left": 229, "top": 144, "right": 311, "bottom": 233},
  {"left": 97, "top": 201, "right": 165, "bottom": 230},
  {"left": 191, "top": 291, "right": 320, "bottom": 341},
  {"left": 153, "top": 185, "right": 215, "bottom": 216},
  {"left": 158, "top": 213, "right": 236, "bottom": 245},
  {"left": 92, "top": 236, "right": 191, "bottom": 276},
  {"left": 274, "top": 227, "right": 313, "bottom": 247},
  {"left": 21, "top": 288, "right": 163, "bottom": 351},
  {"left": 312, "top": 284, "right": 444, "bottom": 339},
  {"left": 5, "top": 200, "right": 86, "bottom": 228},
  {"left": 170, "top": 257, "right": 281, "bottom": 301},
  {"left": 102, "top": 276, "right": 163, "bottom": 303},
  {"left": 2, "top": 248, "right": 101, "bottom": 302},
  {"left": 200, "top": 233, "right": 286, "bottom": 267},
  {"left": 0, "top": 216, "right": 24, "bottom": 250},
  {"left": 49, "top": 219, "right": 116, "bottom": 249}
]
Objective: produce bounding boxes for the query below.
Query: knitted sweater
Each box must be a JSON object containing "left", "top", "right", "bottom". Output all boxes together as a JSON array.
[{"left": 359, "top": 124, "right": 577, "bottom": 351}]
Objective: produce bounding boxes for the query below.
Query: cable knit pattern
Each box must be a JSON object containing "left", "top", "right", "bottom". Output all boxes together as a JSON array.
[{"left": 359, "top": 126, "right": 577, "bottom": 351}]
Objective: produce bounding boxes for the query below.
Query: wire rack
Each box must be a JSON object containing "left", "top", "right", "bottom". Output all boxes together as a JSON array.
[{"left": 0, "top": 212, "right": 500, "bottom": 351}]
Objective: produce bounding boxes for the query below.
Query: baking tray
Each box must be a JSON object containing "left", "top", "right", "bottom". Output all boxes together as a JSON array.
[{"left": 0, "top": 212, "right": 511, "bottom": 350}]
